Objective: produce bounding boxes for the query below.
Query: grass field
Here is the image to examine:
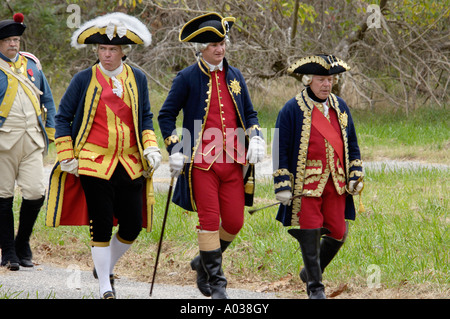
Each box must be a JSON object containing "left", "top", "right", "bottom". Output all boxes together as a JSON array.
[
  {"left": 2, "top": 84, "right": 449, "bottom": 299},
  {"left": 23, "top": 164, "right": 449, "bottom": 299}
]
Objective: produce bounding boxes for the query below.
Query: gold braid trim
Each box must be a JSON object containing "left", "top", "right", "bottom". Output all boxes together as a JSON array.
[
  {"left": 350, "top": 159, "right": 363, "bottom": 167},
  {"left": 349, "top": 170, "right": 364, "bottom": 178},
  {"left": 164, "top": 135, "right": 180, "bottom": 147},
  {"left": 273, "top": 169, "right": 293, "bottom": 191},
  {"left": 291, "top": 89, "right": 312, "bottom": 226},
  {"left": 328, "top": 93, "right": 351, "bottom": 185},
  {"left": 142, "top": 129, "right": 158, "bottom": 148},
  {"left": 287, "top": 55, "right": 351, "bottom": 74},
  {"left": 247, "top": 124, "right": 262, "bottom": 138},
  {"left": 55, "top": 136, "right": 74, "bottom": 162},
  {"left": 273, "top": 168, "right": 291, "bottom": 177},
  {"left": 274, "top": 180, "right": 291, "bottom": 190}
]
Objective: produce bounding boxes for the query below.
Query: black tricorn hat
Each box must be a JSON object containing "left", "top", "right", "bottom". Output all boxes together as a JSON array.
[
  {"left": 0, "top": 13, "right": 26, "bottom": 40},
  {"left": 288, "top": 55, "right": 350, "bottom": 75},
  {"left": 179, "top": 12, "right": 235, "bottom": 43}
]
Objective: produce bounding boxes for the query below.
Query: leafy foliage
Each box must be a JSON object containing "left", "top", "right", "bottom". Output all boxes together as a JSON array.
[{"left": 1, "top": 0, "right": 448, "bottom": 110}]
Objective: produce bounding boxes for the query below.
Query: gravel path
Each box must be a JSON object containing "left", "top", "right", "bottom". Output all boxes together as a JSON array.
[
  {"left": 44, "top": 157, "right": 449, "bottom": 190},
  {"left": 0, "top": 263, "right": 277, "bottom": 299}
]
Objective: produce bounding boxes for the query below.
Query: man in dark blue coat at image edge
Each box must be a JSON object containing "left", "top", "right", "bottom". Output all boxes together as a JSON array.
[{"left": 273, "top": 55, "right": 364, "bottom": 299}]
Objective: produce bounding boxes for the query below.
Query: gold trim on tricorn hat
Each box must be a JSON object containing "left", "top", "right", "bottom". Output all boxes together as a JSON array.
[
  {"left": 288, "top": 55, "right": 350, "bottom": 75},
  {"left": 179, "top": 12, "right": 235, "bottom": 43},
  {"left": 71, "top": 12, "right": 152, "bottom": 49}
]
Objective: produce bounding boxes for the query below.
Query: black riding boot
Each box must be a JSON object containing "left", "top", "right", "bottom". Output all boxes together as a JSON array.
[
  {"left": 191, "top": 239, "right": 232, "bottom": 297},
  {"left": 0, "top": 197, "right": 19, "bottom": 270},
  {"left": 300, "top": 235, "right": 344, "bottom": 282},
  {"left": 190, "top": 254, "right": 211, "bottom": 297},
  {"left": 289, "top": 228, "right": 326, "bottom": 299},
  {"left": 15, "top": 196, "right": 45, "bottom": 267},
  {"left": 199, "top": 247, "right": 229, "bottom": 299}
]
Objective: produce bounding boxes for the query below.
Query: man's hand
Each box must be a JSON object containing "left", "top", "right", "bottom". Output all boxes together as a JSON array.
[
  {"left": 144, "top": 146, "right": 162, "bottom": 170},
  {"left": 348, "top": 180, "right": 363, "bottom": 195},
  {"left": 60, "top": 158, "right": 79, "bottom": 177},
  {"left": 276, "top": 190, "right": 292, "bottom": 206},
  {"left": 169, "top": 152, "right": 185, "bottom": 178},
  {"left": 247, "top": 136, "right": 266, "bottom": 164}
]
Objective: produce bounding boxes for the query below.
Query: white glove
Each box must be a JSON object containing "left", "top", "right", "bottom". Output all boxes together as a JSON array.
[
  {"left": 169, "top": 152, "right": 185, "bottom": 178},
  {"left": 348, "top": 180, "right": 363, "bottom": 195},
  {"left": 143, "top": 146, "right": 162, "bottom": 170},
  {"left": 276, "top": 190, "right": 292, "bottom": 206},
  {"left": 247, "top": 136, "right": 266, "bottom": 164},
  {"left": 60, "top": 159, "right": 79, "bottom": 177}
]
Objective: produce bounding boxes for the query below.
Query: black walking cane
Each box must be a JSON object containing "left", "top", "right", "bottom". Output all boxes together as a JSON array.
[
  {"left": 248, "top": 191, "right": 311, "bottom": 215},
  {"left": 149, "top": 176, "right": 175, "bottom": 296}
]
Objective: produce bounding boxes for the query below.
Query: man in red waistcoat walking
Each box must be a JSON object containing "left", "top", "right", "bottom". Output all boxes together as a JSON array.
[
  {"left": 158, "top": 12, "right": 265, "bottom": 299},
  {"left": 273, "top": 55, "right": 364, "bottom": 299},
  {"left": 46, "top": 13, "right": 161, "bottom": 299}
]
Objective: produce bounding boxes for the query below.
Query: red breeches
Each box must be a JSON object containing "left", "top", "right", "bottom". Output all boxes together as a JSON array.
[
  {"left": 192, "top": 162, "right": 245, "bottom": 235},
  {"left": 298, "top": 177, "right": 346, "bottom": 240}
]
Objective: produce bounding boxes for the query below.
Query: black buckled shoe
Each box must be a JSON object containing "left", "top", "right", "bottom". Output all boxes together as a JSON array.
[
  {"left": 1, "top": 259, "right": 20, "bottom": 271},
  {"left": 101, "top": 291, "right": 115, "bottom": 299},
  {"left": 93, "top": 268, "right": 115, "bottom": 294}
]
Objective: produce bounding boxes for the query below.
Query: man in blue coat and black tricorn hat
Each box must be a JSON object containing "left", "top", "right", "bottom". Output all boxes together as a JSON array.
[
  {"left": 158, "top": 12, "right": 265, "bottom": 299},
  {"left": 0, "top": 13, "right": 56, "bottom": 270},
  {"left": 272, "top": 55, "right": 364, "bottom": 298}
]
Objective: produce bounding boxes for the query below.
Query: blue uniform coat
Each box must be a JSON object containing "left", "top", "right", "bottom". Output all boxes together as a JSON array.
[
  {"left": 158, "top": 58, "right": 261, "bottom": 212},
  {"left": 0, "top": 51, "right": 56, "bottom": 150},
  {"left": 54, "top": 65, "right": 154, "bottom": 142},
  {"left": 272, "top": 89, "right": 363, "bottom": 226},
  {"left": 46, "top": 64, "right": 156, "bottom": 230}
]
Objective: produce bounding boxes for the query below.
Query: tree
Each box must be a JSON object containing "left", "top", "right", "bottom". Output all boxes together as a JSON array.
[
  {"left": 2, "top": 0, "right": 448, "bottom": 111},
  {"left": 132, "top": 0, "right": 449, "bottom": 110}
]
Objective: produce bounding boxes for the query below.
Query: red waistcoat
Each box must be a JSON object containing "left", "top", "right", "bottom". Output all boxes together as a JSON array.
[
  {"left": 78, "top": 66, "right": 142, "bottom": 179},
  {"left": 193, "top": 69, "right": 245, "bottom": 170},
  {"left": 303, "top": 106, "right": 346, "bottom": 196}
]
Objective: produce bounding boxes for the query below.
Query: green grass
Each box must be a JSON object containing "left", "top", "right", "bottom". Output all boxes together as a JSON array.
[
  {"left": 150, "top": 84, "right": 449, "bottom": 163},
  {"left": 4, "top": 88, "right": 449, "bottom": 298},
  {"left": 337, "top": 168, "right": 448, "bottom": 289},
  {"left": 21, "top": 165, "right": 448, "bottom": 298},
  {"left": 352, "top": 107, "right": 449, "bottom": 163},
  {"left": 0, "top": 286, "right": 56, "bottom": 299}
]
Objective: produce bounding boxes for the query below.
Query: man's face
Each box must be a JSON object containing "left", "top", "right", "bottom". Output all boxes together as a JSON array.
[
  {"left": 309, "top": 75, "right": 334, "bottom": 100},
  {"left": 0, "top": 36, "right": 21, "bottom": 59},
  {"left": 97, "top": 45, "right": 124, "bottom": 71},
  {"left": 201, "top": 40, "right": 226, "bottom": 66}
]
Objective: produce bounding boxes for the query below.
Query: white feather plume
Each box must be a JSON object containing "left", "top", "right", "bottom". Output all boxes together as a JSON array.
[{"left": 71, "top": 12, "right": 152, "bottom": 49}]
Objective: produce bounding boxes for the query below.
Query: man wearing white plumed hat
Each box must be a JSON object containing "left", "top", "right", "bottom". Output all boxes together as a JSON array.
[{"left": 46, "top": 12, "right": 161, "bottom": 299}]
